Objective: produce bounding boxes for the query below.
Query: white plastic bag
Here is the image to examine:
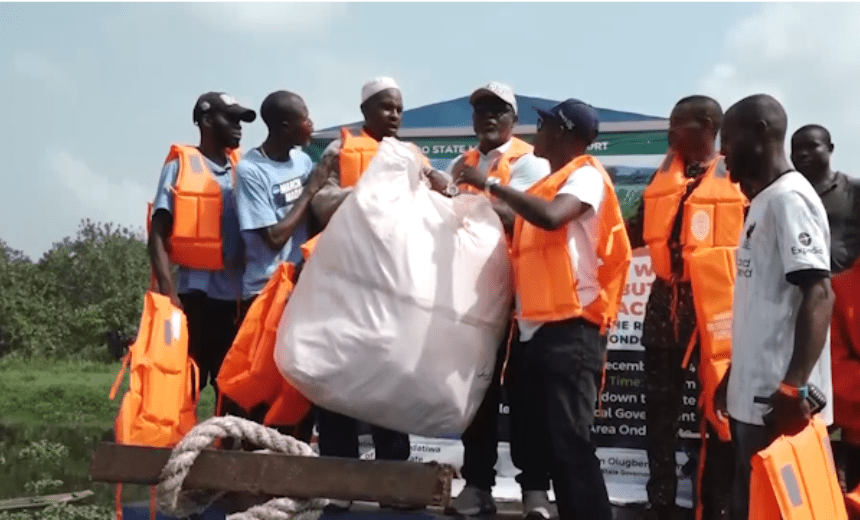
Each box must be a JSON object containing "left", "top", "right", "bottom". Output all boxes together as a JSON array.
[{"left": 274, "top": 138, "right": 513, "bottom": 437}]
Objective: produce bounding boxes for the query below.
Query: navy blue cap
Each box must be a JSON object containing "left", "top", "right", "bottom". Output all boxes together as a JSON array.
[{"left": 534, "top": 99, "right": 600, "bottom": 143}]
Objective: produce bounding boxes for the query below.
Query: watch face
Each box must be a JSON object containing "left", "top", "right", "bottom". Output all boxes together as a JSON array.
[{"left": 445, "top": 184, "right": 459, "bottom": 197}]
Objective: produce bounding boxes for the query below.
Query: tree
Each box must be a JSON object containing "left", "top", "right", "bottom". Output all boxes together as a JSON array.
[{"left": 0, "top": 220, "right": 150, "bottom": 359}]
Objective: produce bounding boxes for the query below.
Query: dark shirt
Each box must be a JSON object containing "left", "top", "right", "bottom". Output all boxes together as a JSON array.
[{"left": 815, "top": 171, "right": 860, "bottom": 274}]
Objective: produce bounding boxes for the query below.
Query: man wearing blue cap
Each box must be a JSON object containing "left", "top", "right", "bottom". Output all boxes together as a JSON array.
[{"left": 458, "top": 99, "right": 631, "bottom": 520}]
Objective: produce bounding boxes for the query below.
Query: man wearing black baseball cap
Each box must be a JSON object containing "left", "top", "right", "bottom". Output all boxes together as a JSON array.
[
  {"left": 149, "top": 91, "right": 255, "bottom": 402},
  {"left": 459, "top": 98, "right": 631, "bottom": 520}
]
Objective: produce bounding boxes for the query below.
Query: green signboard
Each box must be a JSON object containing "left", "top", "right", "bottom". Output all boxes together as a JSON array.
[
  {"left": 306, "top": 131, "right": 667, "bottom": 162},
  {"left": 304, "top": 130, "right": 665, "bottom": 220}
]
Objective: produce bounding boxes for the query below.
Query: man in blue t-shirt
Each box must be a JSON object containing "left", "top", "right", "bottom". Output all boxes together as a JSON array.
[
  {"left": 149, "top": 92, "right": 255, "bottom": 397},
  {"left": 235, "top": 90, "right": 328, "bottom": 310}
]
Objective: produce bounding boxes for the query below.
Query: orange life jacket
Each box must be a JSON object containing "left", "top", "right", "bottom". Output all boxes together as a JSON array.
[
  {"left": 163, "top": 144, "right": 241, "bottom": 271},
  {"left": 110, "top": 291, "right": 199, "bottom": 447},
  {"left": 300, "top": 235, "right": 319, "bottom": 261},
  {"left": 216, "top": 262, "right": 312, "bottom": 426},
  {"left": 339, "top": 128, "right": 378, "bottom": 188},
  {"left": 749, "top": 415, "right": 848, "bottom": 520},
  {"left": 830, "top": 257, "right": 860, "bottom": 445},
  {"left": 512, "top": 155, "right": 632, "bottom": 334},
  {"left": 644, "top": 154, "right": 746, "bottom": 442},
  {"left": 459, "top": 137, "right": 533, "bottom": 194},
  {"left": 642, "top": 154, "right": 746, "bottom": 281}
]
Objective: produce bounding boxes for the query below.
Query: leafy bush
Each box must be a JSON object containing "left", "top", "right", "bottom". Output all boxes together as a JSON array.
[{"left": 0, "top": 220, "right": 149, "bottom": 360}]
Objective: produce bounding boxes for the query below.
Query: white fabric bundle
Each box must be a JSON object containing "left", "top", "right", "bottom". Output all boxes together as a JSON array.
[{"left": 275, "top": 138, "right": 513, "bottom": 437}]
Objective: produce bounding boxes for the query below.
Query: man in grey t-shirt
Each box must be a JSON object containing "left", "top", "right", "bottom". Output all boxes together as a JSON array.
[{"left": 791, "top": 124, "right": 860, "bottom": 274}]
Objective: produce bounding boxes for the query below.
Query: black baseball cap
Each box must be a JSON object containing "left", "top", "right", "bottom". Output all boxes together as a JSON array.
[
  {"left": 193, "top": 92, "right": 256, "bottom": 124},
  {"left": 534, "top": 98, "right": 600, "bottom": 143}
]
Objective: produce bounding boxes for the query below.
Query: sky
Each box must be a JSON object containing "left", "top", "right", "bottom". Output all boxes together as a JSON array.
[{"left": 3, "top": 2, "right": 860, "bottom": 261}]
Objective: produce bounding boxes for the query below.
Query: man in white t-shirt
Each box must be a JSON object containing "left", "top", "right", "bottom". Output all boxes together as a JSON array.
[
  {"left": 458, "top": 98, "right": 630, "bottom": 520},
  {"left": 445, "top": 82, "right": 550, "bottom": 518},
  {"left": 715, "top": 94, "right": 835, "bottom": 520}
]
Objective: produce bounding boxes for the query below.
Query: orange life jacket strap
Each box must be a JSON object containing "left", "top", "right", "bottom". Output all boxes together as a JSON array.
[
  {"left": 109, "top": 353, "right": 131, "bottom": 400},
  {"left": 148, "top": 486, "right": 157, "bottom": 520},
  {"left": 681, "top": 325, "right": 698, "bottom": 369},
  {"left": 597, "top": 350, "right": 608, "bottom": 417},
  {"left": 114, "top": 483, "right": 123, "bottom": 520},
  {"left": 190, "top": 358, "right": 200, "bottom": 403},
  {"left": 216, "top": 389, "right": 224, "bottom": 417},
  {"left": 695, "top": 417, "right": 707, "bottom": 520},
  {"left": 499, "top": 312, "right": 517, "bottom": 386}
]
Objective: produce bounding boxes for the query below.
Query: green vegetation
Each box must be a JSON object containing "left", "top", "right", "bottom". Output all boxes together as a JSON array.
[
  {"left": 0, "top": 220, "right": 150, "bottom": 360},
  {"left": 0, "top": 359, "right": 216, "bottom": 519}
]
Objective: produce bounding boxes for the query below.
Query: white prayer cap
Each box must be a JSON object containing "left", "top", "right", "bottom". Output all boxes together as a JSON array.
[{"left": 361, "top": 77, "right": 400, "bottom": 105}]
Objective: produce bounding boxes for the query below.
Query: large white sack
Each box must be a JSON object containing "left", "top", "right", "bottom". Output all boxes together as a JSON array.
[{"left": 274, "top": 138, "right": 513, "bottom": 437}]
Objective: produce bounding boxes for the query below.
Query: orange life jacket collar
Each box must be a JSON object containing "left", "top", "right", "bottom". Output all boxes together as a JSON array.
[{"left": 460, "top": 137, "right": 533, "bottom": 193}]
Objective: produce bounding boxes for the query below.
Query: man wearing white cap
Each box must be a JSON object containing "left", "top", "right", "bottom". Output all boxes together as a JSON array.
[
  {"left": 309, "top": 77, "right": 448, "bottom": 513},
  {"left": 311, "top": 77, "right": 449, "bottom": 229},
  {"left": 446, "top": 82, "right": 552, "bottom": 518}
]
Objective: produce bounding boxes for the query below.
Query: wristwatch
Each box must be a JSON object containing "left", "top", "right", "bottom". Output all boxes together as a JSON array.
[
  {"left": 778, "top": 381, "right": 809, "bottom": 400},
  {"left": 484, "top": 177, "right": 501, "bottom": 193},
  {"left": 444, "top": 183, "right": 459, "bottom": 197}
]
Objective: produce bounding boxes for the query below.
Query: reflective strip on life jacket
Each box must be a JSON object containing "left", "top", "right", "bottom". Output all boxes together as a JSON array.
[
  {"left": 512, "top": 154, "right": 632, "bottom": 333},
  {"left": 749, "top": 415, "right": 848, "bottom": 520},
  {"left": 163, "top": 144, "right": 240, "bottom": 271},
  {"left": 110, "top": 291, "right": 199, "bottom": 448},
  {"left": 458, "top": 137, "right": 533, "bottom": 194},
  {"left": 216, "top": 262, "right": 312, "bottom": 426}
]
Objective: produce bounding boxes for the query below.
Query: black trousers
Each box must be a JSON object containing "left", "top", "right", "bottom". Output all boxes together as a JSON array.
[
  {"left": 836, "top": 439, "right": 860, "bottom": 495},
  {"left": 179, "top": 291, "right": 240, "bottom": 394},
  {"left": 316, "top": 408, "right": 411, "bottom": 461},
  {"left": 728, "top": 420, "right": 770, "bottom": 520},
  {"left": 642, "top": 279, "right": 696, "bottom": 511},
  {"left": 507, "top": 318, "right": 612, "bottom": 520},
  {"left": 459, "top": 331, "right": 509, "bottom": 491}
]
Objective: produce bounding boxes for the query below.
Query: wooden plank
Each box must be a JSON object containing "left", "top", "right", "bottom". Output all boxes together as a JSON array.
[
  {"left": 89, "top": 443, "right": 453, "bottom": 508},
  {"left": 0, "top": 490, "right": 95, "bottom": 511}
]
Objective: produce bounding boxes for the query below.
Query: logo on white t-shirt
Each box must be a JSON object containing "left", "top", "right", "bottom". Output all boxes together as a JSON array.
[
  {"left": 791, "top": 231, "right": 823, "bottom": 256},
  {"left": 736, "top": 256, "right": 752, "bottom": 278},
  {"left": 742, "top": 222, "right": 756, "bottom": 250}
]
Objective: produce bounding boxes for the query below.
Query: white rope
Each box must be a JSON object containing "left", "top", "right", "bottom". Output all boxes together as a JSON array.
[{"left": 156, "top": 415, "right": 327, "bottom": 520}]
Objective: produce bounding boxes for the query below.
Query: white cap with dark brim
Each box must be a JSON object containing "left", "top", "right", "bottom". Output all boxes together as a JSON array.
[{"left": 469, "top": 82, "right": 518, "bottom": 116}]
